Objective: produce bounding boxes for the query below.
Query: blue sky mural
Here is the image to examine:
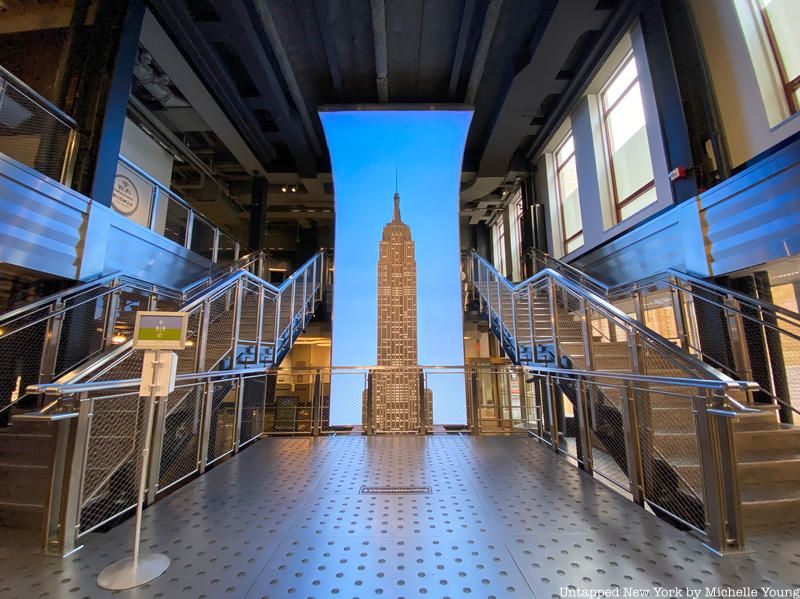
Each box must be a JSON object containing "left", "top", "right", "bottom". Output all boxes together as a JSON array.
[{"left": 320, "top": 108, "right": 472, "bottom": 425}]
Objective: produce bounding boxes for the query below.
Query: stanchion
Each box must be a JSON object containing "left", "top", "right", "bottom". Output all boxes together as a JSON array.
[{"left": 97, "top": 312, "right": 187, "bottom": 590}]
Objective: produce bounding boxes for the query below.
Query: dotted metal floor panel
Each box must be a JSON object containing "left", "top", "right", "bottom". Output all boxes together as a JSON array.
[{"left": 1, "top": 436, "right": 799, "bottom": 599}]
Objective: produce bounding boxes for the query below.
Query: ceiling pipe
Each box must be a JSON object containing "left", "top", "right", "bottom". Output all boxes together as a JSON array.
[{"left": 370, "top": 0, "right": 389, "bottom": 102}]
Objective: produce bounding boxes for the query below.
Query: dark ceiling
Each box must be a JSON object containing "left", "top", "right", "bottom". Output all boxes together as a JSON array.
[{"left": 147, "top": 0, "right": 625, "bottom": 223}]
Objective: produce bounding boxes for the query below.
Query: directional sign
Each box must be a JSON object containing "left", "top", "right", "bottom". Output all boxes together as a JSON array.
[{"left": 132, "top": 312, "right": 189, "bottom": 350}]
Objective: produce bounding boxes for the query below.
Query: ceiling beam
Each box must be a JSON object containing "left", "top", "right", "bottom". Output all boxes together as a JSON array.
[
  {"left": 147, "top": 2, "right": 276, "bottom": 170},
  {"left": 464, "top": 0, "right": 504, "bottom": 105},
  {"left": 370, "top": 0, "right": 389, "bottom": 102},
  {"left": 250, "top": 0, "right": 323, "bottom": 157},
  {"left": 312, "top": 0, "right": 343, "bottom": 99},
  {"left": 448, "top": 0, "right": 476, "bottom": 100}
]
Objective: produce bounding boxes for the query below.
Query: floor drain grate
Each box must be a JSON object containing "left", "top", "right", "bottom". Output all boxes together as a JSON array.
[{"left": 359, "top": 485, "right": 431, "bottom": 495}]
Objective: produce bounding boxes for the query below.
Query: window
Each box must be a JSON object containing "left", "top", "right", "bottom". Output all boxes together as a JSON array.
[
  {"left": 601, "top": 53, "right": 657, "bottom": 221},
  {"left": 758, "top": 0, "right": 800, "bottom": 113},
  {"left": 554, "top": 133, "right": 583, "bottom": 254},
  {"left": 492, "top": 219, "right": 506, "bottom": 275}
]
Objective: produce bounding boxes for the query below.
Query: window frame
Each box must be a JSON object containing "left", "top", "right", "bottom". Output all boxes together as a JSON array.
[
  {"left": 758, "top": 1, "right": 799, "bottom": 114},
  {"left": 554, "top": 132, "right": 583, "bottom": 255},
  {"left": 600, "top": 52, "right": 656, "bottom": 223}
]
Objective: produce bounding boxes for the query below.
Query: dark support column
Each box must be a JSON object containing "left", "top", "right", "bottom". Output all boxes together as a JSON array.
[
  {"left": 638, "top": 0, "right": 698, "bottom": 203},
  {"left": 249, "top": 176, "right": 268, "bottom": 250},
  {"left": 69, "top": 0, "right": 145, "bottom": 203},
  {"left": 474, "top": 223, "right": 490, "bottom": 258},
  {"left": 692, "top": 285, "right": 736, "bottom": 373},
  {"left": 729, "top": 273, "right": 793, "bottom": 423},
  {"left": 521, "top": 167, "right": 546, "bottom": 277},
  {"left": 657, "top": 0, "right": 730, "bottom": 185}
]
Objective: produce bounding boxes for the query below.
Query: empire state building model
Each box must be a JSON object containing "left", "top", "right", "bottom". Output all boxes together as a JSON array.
[{"left": 366, "top": 189, "right": 432, "bottom": 432}]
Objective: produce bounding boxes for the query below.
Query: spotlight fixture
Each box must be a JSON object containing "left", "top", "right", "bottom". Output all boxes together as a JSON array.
[
  {"left": 111, "top": 333, "right": 127, "bottom": 345},
  {"left": 281, "top": 186, "right": 287, "bottom": 192},
  {"left": 185, "top": 340, "right": 194, "bottom": 347},
  {"left": 290, "top": 186, "right": 297, "bottom": 193}
]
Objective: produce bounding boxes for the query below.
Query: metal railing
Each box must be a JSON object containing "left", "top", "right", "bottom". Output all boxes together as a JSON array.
[
  {"left": 0, "top": 251, "right": 270, "bottom": 418},
  {"left": 27, "top": 251, "right": 325, "bottom": 389},
  {"left": 31, "top": 362, "right": 750, "bottom": 555},
  {"left": 0, "top": 65, "right": 78, "bottom": 186},
  {"left": 116, "top": 156, "right": 242, "bottom": 262},
  {"left": 529, "top": 248, "right": 800, "bottom": 421}
]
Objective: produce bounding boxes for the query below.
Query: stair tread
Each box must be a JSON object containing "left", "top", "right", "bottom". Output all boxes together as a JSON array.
[
  {"left": 0, "top": 500, "right": 45, "bottom": 510},
  {"left": 741, "top": 482, "right": 800, "bottom": 503}
]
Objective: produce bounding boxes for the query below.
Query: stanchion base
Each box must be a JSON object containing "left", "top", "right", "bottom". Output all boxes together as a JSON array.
[{"left": 97, "top": 553, "right": 170, "bottom": 590}]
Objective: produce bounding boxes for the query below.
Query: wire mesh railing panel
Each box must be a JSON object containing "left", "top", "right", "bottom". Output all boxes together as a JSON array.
[
  {"left": 176, "top": 309, "right": 201, "bottom": 374},
  {"left": 0, "top": 319, "right": 46, "bottom": 414},
  {"left": 0, "top": 74, "right": 74, "bottom": 182},
  {"left": 206, "top": 379, "right": 238, "bottom": 464},
  {"left": 158, "top": 383, "right": 204, "bottom": 493},
  {"left": 204, "top": 291, "right": 235, "bottom": 370},
  {"left": 424, "top": 369, "right": 468, "bottom": 429},
  {"left": 54, "top": 295, "right": 107, "bottom": 376},
  {"left": 549, "top": 374, "right": 583, "bottom": 466},
  {"left": 239, "top": 376, "right": 266, "bottom": 445},
  {"left": 326, "top": 370, "right": 367, "bottom": 434},
  {"left": 78, "top": 391, "right": 145, "bottom": 535},
  {"left": 633, "top": 382, "right": 706, "bottom": 533},
  {"left": 217, "top": 233, "right": 237, "bottom": 264},
  {"left": 191, "top": 216, "right": 216, "bottom": 260},
  {"left": 163, "top": 197, "right": 190, "bottom": 246},
  {"left": 584, "top": 379, "right": 630, "bottom": 490},
  {"left": 264, "top": 371, "right": 317, "bottom": 434}
]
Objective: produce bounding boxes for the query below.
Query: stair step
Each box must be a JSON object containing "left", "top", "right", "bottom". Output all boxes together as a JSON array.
[
  {"left": 741, "top": 482, "right": 800, "bottom": 527},
  {"left": 738, "top": 454, "right": 800, "bottom": 484},
  {"left": 0, "top": 500, "right": 45, "bottom": 530},
  {"left": 0, "top": 463, "right": 51, "bottom": 503},
  {"left": 0, "top": 432, "right": 55, "bottom": 466}
]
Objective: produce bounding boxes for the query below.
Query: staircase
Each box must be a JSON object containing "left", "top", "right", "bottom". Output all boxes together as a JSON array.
[
  {"left": 0, "top": 251, "right": 326, "bottom": 549},
  {"left": 468, "top": 251, "right": 800, "bottom": 532}
]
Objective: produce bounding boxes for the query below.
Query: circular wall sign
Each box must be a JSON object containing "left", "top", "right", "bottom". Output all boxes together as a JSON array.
[{"left": 112, "top": 174, "right": 140, "bottom": 216}]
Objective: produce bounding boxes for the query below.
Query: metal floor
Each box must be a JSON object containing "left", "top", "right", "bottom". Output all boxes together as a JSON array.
[{"left": 1, "top": 436, "right": 799, "bottom": 599}]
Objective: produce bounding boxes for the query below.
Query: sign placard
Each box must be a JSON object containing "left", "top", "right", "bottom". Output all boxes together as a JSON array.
[{"left": 133, "top": 312, "right": 189, "bottom": 350}]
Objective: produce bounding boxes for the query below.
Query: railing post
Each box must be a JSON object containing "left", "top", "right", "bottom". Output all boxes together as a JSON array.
[
  {"left": 620, "top": 380, "right": 645, "bottom": 506},
  {"left": 185, "top": 211, "right": 195, "bottom": 250},
  {"left": 365, "top": 371, "right": 375, "bottom": 436},
  {"left": 39, "top": 300, "right": 65, "bottom": 384},
  {"left": 212, "top": 229, "right": 220, "bottom": 264},
  {"left": 146, "top": 393, "right": 168, "bottom": 504},
  {"left": 302, "top": 269, "right": 308, "bottom": 326},
  {"left": 693, "top": 389, "right": 746, "bottom": 553},
  {"left": 198, "top": 381, "right": 213, "bottom": 473},
  {"left": 273, "top": 293, "right": 282, "bottom": 363},
  {"left": 511, "top": 291, "right": 519, "bottom": 361},
  {"left": 723, "top": 295, "right": 753, "bottom": 382},
  {"left": 101, "top": 279, "right": 122, "bottom": 350},
  {"left": 311, "top": 369, "right": 322, "bottom": 437},
  {"left": 546, "top": 373, "right": 560, "bottom": 451},
  {"left": 495, "top": 277, "right": 503, "bottom": 344},
  {"left": 548, "top": 280, "right": 561, "bottom": 367},
  {"left": 254, "top": 286, "right": 265, "bottom": 365},
  {"left": 670, "top": 278, "right": 691, "bottom": 351},
  {"left": 575, "top": 376, "right": 593, "bottom": 474},
  {"left": 59, "top": 128, "right": 78, "bottom": 188},
  {"left": 289, "top": 279, "right": 296, "bottom": 345},
  {"left": 469, "top": 367, "right": 481, "bottom": 435},
  {"left": 517, "top": 366, "right": 530, "bottom": 429},
  {"left": 197, "top": 299, "right": 211, "bottom": 372},
  {"left": 230, "top": 279, "right": 244, "bottom": 368},
  {"left": 527, "top": 285, "right": 535, "bottom": 354},
  {"left": 233, "top": 377, "right": 245, "bottom": 453},
  {"left": 149, "top": 188, "right": 161, "bottom": 231},
  {"left": 61, "top": 393, "right": 92, "bottom": 556},
  {"left": 418, "top": 369, "right": 428, "bottom": 435}
]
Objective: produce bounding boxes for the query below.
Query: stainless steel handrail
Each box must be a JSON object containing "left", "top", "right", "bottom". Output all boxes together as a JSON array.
[
  {"left": 34, "top": 250, "right": 325, "bottom": 388},
  {"left": 529, "top": 248, "right": 800, "bottom": 330},
  {"left": 472, "top": 252, "right": 736, "bottom": 382},
  {"left": 118, "top": 155, "right": 245, "bottom": 262},
  {"left": 0, "top": 65, "right": 77, "bottom": 129},
  {"left": 30, "top": 363, "right": 756, "bottom": 398}
]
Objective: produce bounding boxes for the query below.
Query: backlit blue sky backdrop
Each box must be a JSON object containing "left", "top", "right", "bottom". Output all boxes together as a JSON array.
[{"left": 320, "top": 109, "right": 472, "bottom": 425}]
